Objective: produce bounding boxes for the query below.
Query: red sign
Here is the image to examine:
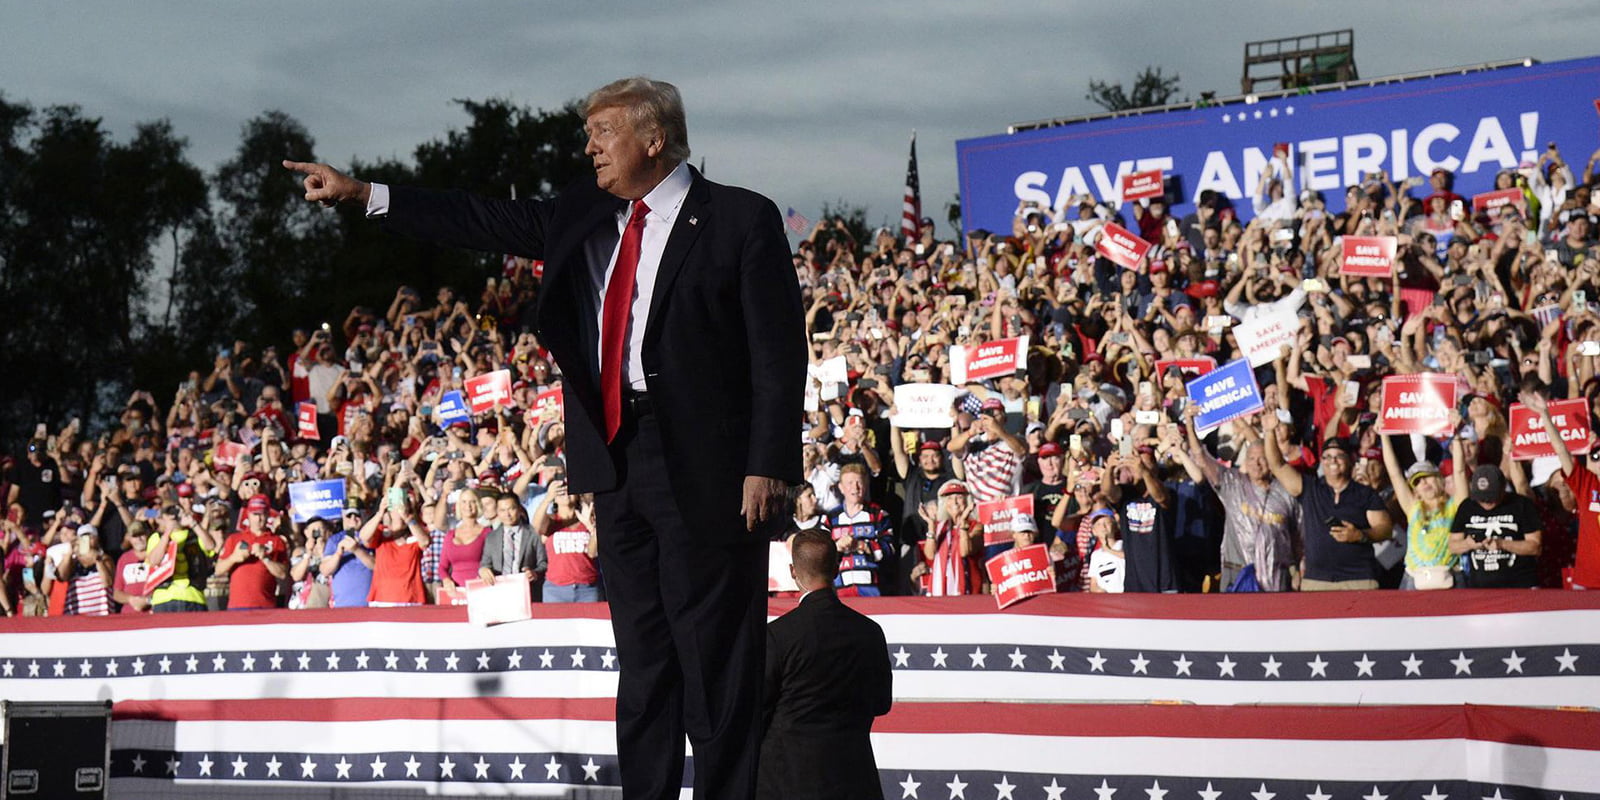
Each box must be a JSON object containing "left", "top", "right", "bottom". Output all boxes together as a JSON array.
[
  {"left": 1120, "top": 170, "right": 1165, "bottom": 201},
  {"left": 145, "top": 540, "right": 178, "bottom": 590},
  {"left": 465, "top": 369, "right": 513, "bottom": 414},
  {"left": 1340, "top": 235, "right": 1396, "bottom": 277},
  {"left": 1378, "top": 374, "right": 1458, "bottom": 435},
  {"left": 1509, "top": 399, "right": 1593, "bottom": 461},
  {"left": 213, "top": 441, "right": 249, "bottom": 470},
  {"left": 976, "top": 495, "right": 1035, "bottom": 547},
  {"left": 1153, "top": 357, "right": 1217, "bottom": 380},
  {"left": 296, "top": 402, "right": 319, "bottom": 441},
  {"left": 984, "top": 544, "right": 1056, "bottom": 609},
  {"left": 533, "top": 388, "right": 564, "bottom": 420},
  {"left": 959, "top": 336, "right": 1029, "bottom": 382},
  {"left": 1472, "top": 188, "right": 1525, "bottom": 216},
  {"left": 1095, "top": 222, "right": 1153, "bottom": 270}
]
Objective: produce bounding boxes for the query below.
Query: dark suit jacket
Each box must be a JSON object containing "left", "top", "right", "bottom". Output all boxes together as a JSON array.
[
  {"left": 384, "top": 168, "right": 805, "bottom": 543},
  {"left": 757, "top": 590, "right": 893, "bottom": 800}
]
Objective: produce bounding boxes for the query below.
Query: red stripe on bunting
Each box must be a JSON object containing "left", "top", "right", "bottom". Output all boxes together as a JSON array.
[{"left": 9, "top": 591, "right": 1600, "bottom": 634}]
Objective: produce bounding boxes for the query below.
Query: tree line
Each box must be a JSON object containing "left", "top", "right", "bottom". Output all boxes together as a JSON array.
[{"left": 0, "top": 94, "right": 590, "bottom": 449}]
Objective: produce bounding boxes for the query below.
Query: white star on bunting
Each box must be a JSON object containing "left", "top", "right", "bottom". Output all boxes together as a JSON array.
[
  {"left": 1502, "top": 650, "right": 1525, "bottom": 674},
  {"left": 508, "top": 755, "right": 527, "bottom": 780},
  {"left": 370, "top": 755, "right": 387, "bottom": 778},
  {"left": 995, "top": 775, "right": 1017, "bottom": 800},
  {"left": 894, "top": 647, "right": 911, "bottom": 667},
  {"left": 1088, "top": 651, "right": 1108, "bottom": 672},
  {"left": 1450, "top": 652, "right": 1473, "bottom": 675},
  {"left": 571, "top": 649, "right": 587, "bottom": 668},
  {"left": 900, "top": 773, "right": 922, "bottom": 798},
  {"left": 543, "top": 755, "right": 562, "bottom": 779},
  {"left": 231, "top": 754, "right": 249, "bottom": 776},
  {"left": 404, "top": 755, "right": 421, "bottom": 778},
  {"left": 1354, "top": 654, "right": 1376, "bottom": 677},
  {"left": 968, "top": 648, "right": 987, "bottom": 668},
  {"left": 946, "top": 773, "right": 968, "bottom": 799},
  {"left": 1307, "top": 655, "right": 1329, "bottom": 678},
  {"left": 1173, "top": 654, "right": 1193, "bottom": 676},
  {"left": 931, "top": 647, "right": 949, "bottom": 668},
  {"left": 1008, "top": 648, "right": 1028, "bottom": 669},
  {"left": 1048, "top": 649, "right": 1066, "bottom": 670},
  {"left": 1402, "top": 653, "right": 1424, "bottom": 676},
  {"left": 1217, "top": 655, "right": 1237, "bottom": 677},
  {"left": 1262, "top": 655, "right": 1282, "bottom": 678},
  {"left": 1130, "top": 653, "right": 1150, "bottom": 674},
  {"left": 582, "top": 757, "right": 601, "bottom": 781},
  {"left": 1555, "top": 648, "right": 1579, "bottom": 672}
]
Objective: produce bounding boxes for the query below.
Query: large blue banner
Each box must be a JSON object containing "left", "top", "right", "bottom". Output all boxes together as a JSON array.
[{"left": 956, "top": 56, "right": 1600, "bottom": 235}]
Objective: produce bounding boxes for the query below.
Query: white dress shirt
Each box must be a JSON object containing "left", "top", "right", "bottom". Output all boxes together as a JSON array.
[{"left": 366, "top": 161, "right": 692, "bottom": 392}]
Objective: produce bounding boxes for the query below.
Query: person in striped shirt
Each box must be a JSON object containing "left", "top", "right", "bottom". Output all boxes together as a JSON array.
[
  {"left": 950, "top": 397, "right": 1026, "bottom": 508},
  {"left": 828, "top": 464, "right": 891, "bottom": 596}
]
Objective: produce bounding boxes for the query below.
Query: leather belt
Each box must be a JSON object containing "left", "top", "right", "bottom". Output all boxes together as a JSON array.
[{"left": 622, "top": 389, "right": 653, "bottom": 417}]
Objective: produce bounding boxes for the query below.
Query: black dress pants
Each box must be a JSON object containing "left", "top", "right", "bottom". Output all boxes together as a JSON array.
[{"left": 596, "top": 406, "right": 766, "bottom": 800}]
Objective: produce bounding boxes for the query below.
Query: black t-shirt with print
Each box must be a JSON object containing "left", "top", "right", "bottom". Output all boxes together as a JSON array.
[{"left": 1451, "top": 493, "right": 1542, "bottom": 588}]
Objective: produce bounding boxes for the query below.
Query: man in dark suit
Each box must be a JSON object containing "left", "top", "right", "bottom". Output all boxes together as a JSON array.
[
  {"left": 285, "top": 76, "right": 804, "bottom": 800},
  {"left": 759, "top": 529, "right": 893, "bottom": 800}
]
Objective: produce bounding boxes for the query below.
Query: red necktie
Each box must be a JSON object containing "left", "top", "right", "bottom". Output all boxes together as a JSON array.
[{"left": 601, "top": 200, "right": 650, "bottom": 442}]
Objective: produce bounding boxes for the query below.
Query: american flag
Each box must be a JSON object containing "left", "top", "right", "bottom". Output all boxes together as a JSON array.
[
  {"left": 784, "top": 207, "right": 811, "bottom": 235},
  {"left": 901, "top": 132, "right": 922, "bottom": 245}
]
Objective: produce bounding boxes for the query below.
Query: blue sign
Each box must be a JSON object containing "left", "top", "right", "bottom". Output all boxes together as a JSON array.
[
  {"left": 288, "top": 479, "right": 346, "bottom": 525},
  {"left": 438, "top": 390, "right": 471, "bottom": 426},
  {"left": 957, "top": 56, "right": 1600, "bottom": 236},
  {"left": 1185, "top": 358, "right": 1263, "bottom": 434}
]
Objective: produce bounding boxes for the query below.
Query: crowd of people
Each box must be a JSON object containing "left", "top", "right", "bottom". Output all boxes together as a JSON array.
[{"left": 6, "top": 142, "right": 1600, "bottom": 617}]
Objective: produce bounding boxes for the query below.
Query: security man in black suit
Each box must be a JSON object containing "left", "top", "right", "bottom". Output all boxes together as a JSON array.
[
  {"left": 758, "top": 529, "right": 893, "bottom": 800},
  {"left": 286, "top": 76, "right": 805, "bottom": 800}
]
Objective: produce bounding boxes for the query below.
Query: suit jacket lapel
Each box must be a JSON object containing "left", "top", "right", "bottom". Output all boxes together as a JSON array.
[{"left": 643, "top": 168, "right": 710, "bottom": 345}]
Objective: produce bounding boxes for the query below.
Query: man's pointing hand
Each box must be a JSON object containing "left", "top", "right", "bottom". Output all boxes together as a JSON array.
[{"left": 281, "top": 160, "right": 371, "bottom": 208}]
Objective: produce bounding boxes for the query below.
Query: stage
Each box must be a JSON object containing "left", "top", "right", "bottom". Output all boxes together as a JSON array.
[{"left": 2, "top": 592, "right": 1597, "bottom": 798}]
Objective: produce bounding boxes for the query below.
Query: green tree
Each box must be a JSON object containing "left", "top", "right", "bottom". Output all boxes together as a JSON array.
[{"left": 1087, "top": 66, "right": 1185, "bottom": 112}]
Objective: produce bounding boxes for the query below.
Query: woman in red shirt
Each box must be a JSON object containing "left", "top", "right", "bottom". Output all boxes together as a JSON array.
[
  {"left": 535, "top": 481, "right": 601, "bottom": 602},
  {"left": 439, "top": 490, "right": 490, "bottom": 602},
  {"left": 359, "top": 493, "right": 430, "bottom": 606}
]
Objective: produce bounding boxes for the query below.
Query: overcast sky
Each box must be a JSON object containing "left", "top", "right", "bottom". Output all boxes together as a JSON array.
[{"left": 5, "top": 2, "right": 1598, "bottom": 237}]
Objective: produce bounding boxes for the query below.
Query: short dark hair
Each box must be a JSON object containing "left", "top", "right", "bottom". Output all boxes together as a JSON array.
[{"left": 790, "top": 529, "right": 839, "bottom": 584}]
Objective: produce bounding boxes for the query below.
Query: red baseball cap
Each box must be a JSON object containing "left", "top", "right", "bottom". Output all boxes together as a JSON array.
[
  {"left": 245, "top": 494, "right": 271, "bottom": 514},
  {"left": 1038, "top": 442, "right": 1063, "bottom": 458},
  {"left": 918, "top": 441, "right": 943, "bottom": 453}
]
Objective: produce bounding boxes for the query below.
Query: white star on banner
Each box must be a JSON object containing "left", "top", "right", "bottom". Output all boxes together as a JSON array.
[
  {"left": 946, "top": 773, "right": 968, "bottom": 799},
  {"left": 582, "top": 757, "right": 601, "bottom": 781},
  {"left": 1421, "top": 785, "right": 1449, "bottom": 800},
  {"left": 184, "top": 654, "right": 199, "bottom": 672},
  {"left": 931, "top": 648, "right": 949, "bottom": 668},
  {"left": 444, "top": 652, "right": 460, "bottom": 671},
  {"left": 370, "top": 755, "right": 387, "bottom": 778},
  {"left": 476, "top": 652, "right": 492, "bottom": 670},
  {"left": 1363, "top": 786, "right": 1388, "bottom": 800},
  {"left": 354, "top": 651, "right": 369, "bottom": 670},
  {"left": 1502, "top": 651, "right": 1525, "bottom": 674},
  {"left": 1222, "top": 114, "right": 1231, "bottom": 123},
  {"left": 130, "top": 753, "right": 146, "bottom": 773},
  {"left": 1088, "top": 651, "right": 1108, "bottom": 672},
  {"left": 131, "top": 657, "right": 145, "bottom": 675},
  {"left": 439, "top": 756, "right": 457, "bottom": 778},
  {"left": 1262, "top": 656, "right": 1282, "bottom": 678},
  {"left": 1308, "top": 655, "right": 1329, "bottom": 677},
  {"left": 536, "top": 649, "right": 552, "bottom": 668},
  {"left": 1173, "top": 654, "right": 1193, "bottom": 676},
  {"left": 197, "top": 754, "right": 215, "bottom": 776},
  {"left": 1286, "top": 106, "right": 1296, "bottom": 115},
  {"left": 1130, "top": 653, "right": 1150, "bottom": 674},
  {"left": 901, "top": 774, "right": 922, "bottom": 798},
  {"left": 1, "top": 661, "right": 11, "bottom": 677},
  {"left": 1147, "top": 779, "right": 1169, "bottom": 800},
  {"left": 1095, "top": 778, "right": 1118, "bottom": 800},
  {"left": 995, "top": 775, "right": 1017, "bottom": 800},
  {"left": 46, "top": 660, "right": 65, "bottom": 677},
  {"left": 414, "top": 652, "right": 430, "bottom": 670},
  {"left": 211, "top": 654, "right": 226, "bottom": 671},
  {"left": 300, "top": 755, "right": 317, "bottom": 777},
  {"left": 1555, "top": 648, "right": 1579, "bottom": 672},
  {"left": 80, "top": 659, "right": 93, "bottom": 676},
  {"left": 404, "top": 755, "right": 422, "bottom": 778},
  {"left": 1402, "top": 654, "right": 1424, "bottom": 676},
  {"left": 1251, "top": 783, "right": 1276, "bottom": 800},
  {"left": 571, "top": 649, "right": 587, "bottom": 668},
  {"left": 269, "top": 652, "right": 284, "bottom": 670},
  {"left": 325, "top": 653, "right": 341, "bottom": 670},
  {"left": 158, "top": 656, "right": 172, "bottom": 673},
  {"left": 166, "top": 757, "right": 180, "bottom": 775},
  {"left": 473, "top": 757, "right": 491, "bottom": 779},
  {"left": 28, "top": 660, "right": 40, "bottom": 677},
  {"left": 1045, "top": 778, "right": 1068, "bottom": 800},
  {"left": 1009, "top": 648, "right": 1028, "bottom": 669},
  {"left": 544, "top": 755, "right": 562, "bottom": 779},
  {"left": 1048, "top": 649, "right": 1066, "bottom": 671},
  {"left": 1307, "top": 785, "right": 1333, "bottom": 800},
  {"left": 334, "top": 756, "right": 352, "bottom": 779},
  {"left": 1270, "top": 108, "right": 1279, "bottom": 117},
  {"left": 265, "top": 755, "right": 282, "bottom": 778},
  {"left": 1198, "top": 781, "right": 1223, "bottom": 800},
  {"left": 1451, "top": 652, "right": 1473, "bottom": 675},
  {"left": 508, "top": 650, "right": 525, "bottom": 669},
  {"left": 384, "top": 651, "right": 400, "bottom": 670},
  {"left": 231, "top": 754, "right": 249, "bottom": 776},
  {"left": 894, "top": 647, "right": 911, "bottom": 667},
  {"left": 295, "top": 652, "right": 311, "bottom": 671},
  {"left": 509, "top": 756, "right": 527, "bottom": 780},
  {"left": 1217, "top": 655, "right": 1237, "bottom": 677},
  {"left": 241, "top": 653, "right": 256, "bottom": 671},
  {"left": 1354, "top": 654, "right": 1376, "bottom": 677},
  {"left": 969, "top": 648, "right": 987, "bottom": 668},
  {"left": 1253, "top": 110, "right": 1263, "bottom": 119},
  {"left": 105, "top": 659, "right": 119, "bottom": 676},
  {"left": 601, "top": 650, "right": 617, "bottom": 669}
]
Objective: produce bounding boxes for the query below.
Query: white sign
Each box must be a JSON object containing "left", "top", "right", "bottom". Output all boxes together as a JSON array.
[
  {"left": 891, "top": 383, "right": 959, "bottom": 429},
  {"left": 465, "top": 573, "right": 533, "bottom": 626},
  {"left": 1233, "top": 309, "right": 1300, "bottom": 367}
]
